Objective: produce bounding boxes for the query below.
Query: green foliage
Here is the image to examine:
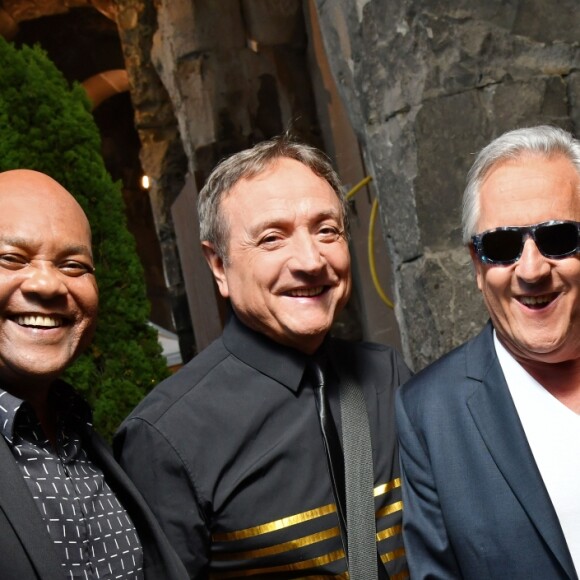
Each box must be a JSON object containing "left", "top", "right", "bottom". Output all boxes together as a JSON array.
[{"left": 0, "top": 37, "right": 170, "bottom": 440}]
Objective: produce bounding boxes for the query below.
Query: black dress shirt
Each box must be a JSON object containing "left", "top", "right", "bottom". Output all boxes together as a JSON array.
[
  {"left": 0, "top": 382, "right": 144, "bottom": 579},
  {"left": 116, "top": 313, "right": 412, "bottom": 579}
]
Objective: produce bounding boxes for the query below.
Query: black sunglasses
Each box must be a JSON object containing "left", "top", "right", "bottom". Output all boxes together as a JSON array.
[{"left": 471, "top": 220, "right": 580, "bottom": 265}]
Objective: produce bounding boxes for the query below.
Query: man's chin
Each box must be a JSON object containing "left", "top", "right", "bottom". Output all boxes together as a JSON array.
[
  {"left": 503, "top": 335, "right": 576, "bottom": 365},
  {"left": 279, "top": 324, "right": 332, "bottom": 354}
]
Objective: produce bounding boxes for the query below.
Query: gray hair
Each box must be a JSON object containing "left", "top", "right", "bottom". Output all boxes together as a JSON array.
[
  {"left": 462, "top": 125, "right": 580, "bottom": 243},
  {"left": 197, "top": 136, "right": 348, "bottom": 261}
]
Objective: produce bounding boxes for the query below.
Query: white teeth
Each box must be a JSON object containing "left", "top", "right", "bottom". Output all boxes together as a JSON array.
[
  {"left": 289, "top": 287, "right": 324, "bottom": 297},
  {"left": 15, "top": 315, "right": 62, "bottom": 328},
  {"left": 519, "top": 295, "right": 553, "bottom": 306}
]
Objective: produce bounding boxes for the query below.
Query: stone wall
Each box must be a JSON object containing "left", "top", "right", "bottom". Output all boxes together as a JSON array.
[
  {"left": 117, "top": 0, "right": 329, "bottom": 357},
  {"left": 114, "top": 0, "right": 196, "bottom": 358},
  {"left": 313, "top": 0, "right": 580, "bottom": 369},
  {"left": 117, "top": 0, "right": 580, "bottom": 368},
  {"left": 11, "top": 0, "right": 576, "bottom": 368}
]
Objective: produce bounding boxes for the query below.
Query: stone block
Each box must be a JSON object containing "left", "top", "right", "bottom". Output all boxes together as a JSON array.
[
  {"left": 156, "top": 0, "right": 245, "bottom": 58},
  {"left": 512, "top": 0, "right": 580, "bottom": 44},
  {"left": 488, "top": 77, "right": 569, "bottom": 134},
  {"left": 241, "top": 0, "right": 305, "bottom": 47},
  {"left": 569, "top": 72, "right": 580, "bottom": 134},
  {"left": 399, "top": 250, "right": 486, "bottom": 370},
  {"left": 414, "top": 90, "right": 489, "bottom": 252}
]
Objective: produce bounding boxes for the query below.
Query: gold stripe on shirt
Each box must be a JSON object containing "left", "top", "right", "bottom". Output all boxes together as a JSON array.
[
  {"left": 294, "top": 574, "right": 349, "bottom": 580},
  {"left": 374, "top": 478, "right": 401, "bottom": 497},
  {"left": 380, "top": 547, "right": 406, "bottom": 564},
  {"left": 376, "top": 523, "right": 402, "bottom": 542},
  {"left": 390, "top": 569, "right": 410, "bottom": 580},
  {"left": 376, "top": 500, "right": 403, "bottom": 519},
  {"left": 212, "top": 503, "right": 337, "bottom": 542},
  {"left": 210, "top": 549, "right": 346, "bottom": 578},
  {"left": 212, "top": 527, "right": 341, "bottom": 561}
]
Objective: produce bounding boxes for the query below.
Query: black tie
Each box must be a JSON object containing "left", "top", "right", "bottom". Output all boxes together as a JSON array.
[{"left": 309, "top": 358, "right": 348, "bottom": 551}]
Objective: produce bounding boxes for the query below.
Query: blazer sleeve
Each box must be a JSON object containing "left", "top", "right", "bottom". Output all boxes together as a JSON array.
[
  {"left": 395, "top": 389, "right": 462, "bottom": 579},
  {"left": 114, "top": 417, "right": 210, "bottom": 579}
]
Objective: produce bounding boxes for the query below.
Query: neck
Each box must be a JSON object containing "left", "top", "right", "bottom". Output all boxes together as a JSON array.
[
  {"left": 32, "top": 400, "right": 59, "bottom": 446},
  {"left": 520, "top": 358, "right": 580, "bottom": 413},
  {"left": 3, "top": 381, "right": 59, "bottom": 445}
]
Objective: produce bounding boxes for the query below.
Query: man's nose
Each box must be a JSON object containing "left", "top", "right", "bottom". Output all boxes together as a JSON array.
[
  {"left": 288, "top": 233, "right": 326, "bottom": 273},
  {"left": 19, "top": 262, "right": 68, "bottom": 297},
  {"left": 515, "top": 238, "right": 551, "bottom": 282}
]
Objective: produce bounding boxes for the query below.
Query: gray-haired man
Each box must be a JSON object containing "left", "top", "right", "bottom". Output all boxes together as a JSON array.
[
  {"left": 397, "top": 125, "right": 580, "bottom": 579},
  {"left": 116, "top": 137, "right": 412, "bottom": 578}
]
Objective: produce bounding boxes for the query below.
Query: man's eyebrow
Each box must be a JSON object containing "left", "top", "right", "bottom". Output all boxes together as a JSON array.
[
  {"left": 248, "top": 217, "right": 291, "bottom": 236},
  {"left": 0, "top": 236, "right": 31, "bottom": 247},
  {"left": 0, "top": 236, "right": 93, "bottom": 258},
  {"left": 249, "top": 208, "right": 343, "bottom": 233},
  {"left": 315, "top": 208, "right": 343, "bottom": 222},
  {"left": 61, "top": 244, "right": 94, "bottom": 259}
]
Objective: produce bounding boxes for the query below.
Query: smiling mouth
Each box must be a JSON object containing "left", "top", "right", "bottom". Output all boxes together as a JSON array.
[
  {"left": 287, "top": 286, "right": 326, "bottom": 298},
  {"left": 517, "top": 294, "right": 557, "bottom": 309},
  {"left": 13, "top": 315, "right": 64, "bottom": 328}
]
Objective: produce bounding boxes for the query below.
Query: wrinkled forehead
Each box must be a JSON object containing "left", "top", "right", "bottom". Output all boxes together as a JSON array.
[
  {"left": 478, "top": 155, "right": 580, "bottom": 227},
  {"left": 222, "top": 159, "right": 343, "bottom": 212}
]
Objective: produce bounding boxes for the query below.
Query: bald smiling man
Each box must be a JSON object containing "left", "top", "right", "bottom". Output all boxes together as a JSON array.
[{"left": 0, "top": 169, "right": 187, "bottom": 580}]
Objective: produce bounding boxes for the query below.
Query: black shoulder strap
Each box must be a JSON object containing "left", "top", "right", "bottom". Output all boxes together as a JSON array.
[{"left": 335, "top": 357, "right": 379, "bottom": 580}]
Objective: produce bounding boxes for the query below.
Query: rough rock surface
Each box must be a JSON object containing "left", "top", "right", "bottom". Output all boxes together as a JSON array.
[{"left": 313, "top": 0, "right": 579, "bottom": 368}]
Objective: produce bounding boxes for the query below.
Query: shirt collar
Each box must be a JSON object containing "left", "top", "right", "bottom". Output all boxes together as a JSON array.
[
  {"left": 0, "top": 389, "right": 25, "bottom": 443},
  {"left": 0, "top": 381, "right": 92, "bottom": 444},
  {"left": 222, "top": 311, "right": 329, "bottom": 393}
]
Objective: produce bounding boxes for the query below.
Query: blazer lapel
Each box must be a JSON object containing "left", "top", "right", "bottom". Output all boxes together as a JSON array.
[
  {"left": 465, "top": 325, "right": 577, "bottom": 580},
  {"left": 0, "top": 437, "right": 64, "bottom": 579}
]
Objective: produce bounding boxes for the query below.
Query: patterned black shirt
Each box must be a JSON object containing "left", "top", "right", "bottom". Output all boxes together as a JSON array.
[{"left": 0, "top": 383, "right": 144, "bottom": 580}]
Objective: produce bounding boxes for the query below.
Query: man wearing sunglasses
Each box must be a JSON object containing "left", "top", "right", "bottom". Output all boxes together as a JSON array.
[{"left": 396, "top": 125, "right": 580, "bottom": 579}]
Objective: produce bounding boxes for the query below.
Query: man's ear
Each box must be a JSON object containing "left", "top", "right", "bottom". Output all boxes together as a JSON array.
[
  {"left": 202, "top": 241, "right": 229, "bottom": 298},
  {"left": 468, "top": 244, "right": 484, "bottom": 292}
]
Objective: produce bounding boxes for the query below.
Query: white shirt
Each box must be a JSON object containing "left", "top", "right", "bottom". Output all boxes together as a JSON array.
[{"left": 495, "top": 332, "right": 580, "bottom": 573}]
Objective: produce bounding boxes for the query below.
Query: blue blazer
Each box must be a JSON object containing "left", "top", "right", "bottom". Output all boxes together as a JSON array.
[
  {"left": 396, "top": 322, "right": 577, "bottom": 579},
  {"left": 0, "top": 428, "right": 188, "bottom": 579}
]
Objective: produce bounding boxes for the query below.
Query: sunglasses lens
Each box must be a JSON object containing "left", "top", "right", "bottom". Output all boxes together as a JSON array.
[
  {"left": 536, "top": 222, "right": 578, "bottom": 257},
  {"left": 481, "top": 229, "right": 523, "bottom": 263}
]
